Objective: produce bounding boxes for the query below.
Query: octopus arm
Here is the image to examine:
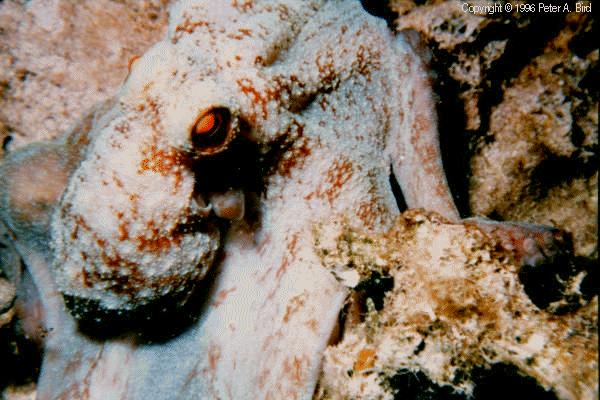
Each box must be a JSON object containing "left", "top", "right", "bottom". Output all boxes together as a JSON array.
[{"left": 386, "top": 32, "right": 460, "bottom": 221}]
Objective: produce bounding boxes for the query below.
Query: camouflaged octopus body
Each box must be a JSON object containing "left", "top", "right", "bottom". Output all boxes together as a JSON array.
[
  {"left": 51, "top": 105, "right": 221, "bottom": 316},
  {"left": 49, "top": 0, "right": 429, "bottom": 319},
  {"left": 1, "top": 0, "right": 461, "bottom": 398}
]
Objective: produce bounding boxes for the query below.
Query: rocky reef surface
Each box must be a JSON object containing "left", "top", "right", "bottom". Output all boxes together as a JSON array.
[
  {"left": 314, "top": 210, "right": 596, "bottom": 399},
  {"left": 390, "top": 0, "right": 597, "bottom": 258}
]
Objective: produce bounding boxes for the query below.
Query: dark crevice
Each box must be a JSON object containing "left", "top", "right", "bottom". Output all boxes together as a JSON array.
[
  {"left": 354, "top": 270, "right": 394, "bottom": 311},
  {"left": 474, "top": 13, "right": 567, "bottom": 136},
  {"left": 471, "top": 363, "right": 558, "bottom": 400},
  {"left": 570, "top": 119, "right": 586, "bottom": 147},
  {"left": 1, "top": 135, "right": 12, "bottom": 152},
  {"left": 434, "top": 76, "right": 471, "bottom": 217},
  {"left": 387, "top": 363, "right": 559, "bottom": 400},
  {"left": 360, "top": 0, "right": 397, "bottom": 28},
  {"left": 389, "top": 170, "right": 407, "bottom": 213},
  {"left": 427, "top": 12, "right": 569, "bottom": 216},
  {"left": 192, "top": 135, "right": 265, "bottom": 194},
  {"left": 568, "top": 14, "right": 595, "bottom": 58},
  {"left": 528, "top": 152, "right": 598, "bottom": 198},
  {"left": 519, "top": 254, "right": 598, "bottom": 313},
  {"left": 386, "top": 369, "right": 464, "bottom": 400},
  {"left": 0, "top": 321, "right": 42, "bottom": 394},
  {"left": 577, "top": 61, "right": 598, "bottom": 100}
]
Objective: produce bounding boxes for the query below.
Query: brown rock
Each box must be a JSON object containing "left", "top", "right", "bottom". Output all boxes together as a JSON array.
[{"left": 0, "top": 0, "right": 170, "bottom": 151}]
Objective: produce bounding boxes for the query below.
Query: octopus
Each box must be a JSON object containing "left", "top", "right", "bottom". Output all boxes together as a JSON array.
[{"left": 0, "top": 1, "right": 570, "bottom": 399}]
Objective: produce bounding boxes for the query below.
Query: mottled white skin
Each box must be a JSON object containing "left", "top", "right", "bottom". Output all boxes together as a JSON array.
[{"left": 0, "top": 1, "right": 460, "bottom": 399}]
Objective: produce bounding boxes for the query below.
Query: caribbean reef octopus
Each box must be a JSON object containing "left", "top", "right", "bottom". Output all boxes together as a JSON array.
[{"left": 0, "top": 0, "right": 570, "bottom": 399}]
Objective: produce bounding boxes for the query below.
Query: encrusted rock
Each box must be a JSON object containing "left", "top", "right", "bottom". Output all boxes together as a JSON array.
[
  {"left": 2, "top": 382, "right": 36, "bottom": 400},
  {"left": 316, "top": 210, "right": 597, "bottom": 400},
  {"left": 469, "top": 15, "right": 597, "bottom": 258},
  {"left": 393, "top": 2, "right": 597, "bottom": 259},
  {"left": 0, "top": 277, "right": 16, "bottom": 328}
]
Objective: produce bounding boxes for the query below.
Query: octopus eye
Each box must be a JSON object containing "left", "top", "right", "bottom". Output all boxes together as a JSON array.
[{"left": 191, "top": 107, "right": 234, "bottom": 155}]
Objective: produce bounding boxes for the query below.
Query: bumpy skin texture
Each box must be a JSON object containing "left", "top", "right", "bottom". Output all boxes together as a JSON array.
[
  {"left": 51, "top": 81, "right": 221, "bottom": 315},
  {"left": 0, "top": 1, "right": 464, "bottom": 399}
]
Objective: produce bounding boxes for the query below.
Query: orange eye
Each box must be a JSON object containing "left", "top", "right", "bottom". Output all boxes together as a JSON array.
[
  {"left": 191, "top": 108, "right": 233, "bottom": 155},
  {"left": 194, "top": 112, "right": 221, "bottom": 136}
]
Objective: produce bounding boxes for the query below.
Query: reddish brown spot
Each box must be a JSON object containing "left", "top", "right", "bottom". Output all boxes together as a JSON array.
[
  {"left": 128, "top": 193, "right": 140, "bottom": 218},
  {"left": 143, "top": 96, "right": 162, "bottom": 131},
  {"left": 81, "top": 268, "right": 92, "bottom": 288},
  {"left": 70, "top": 223, "right": 79, "bottom": 240},
  {"left": 227, "top": 27, "right": 253, "bottom": 40},
  {"left": 112, "top": 173, "right": 124, "bottom": 189},
  {"left": 139, "top": 144, "right": 184, "bottom": 190},
  {"left": 96, "top": 254, "right": 146, "bottom": 295},
  {"left": 275, "top": 233, "right": 300, "bottom": 280},
  {"left": 325, "top": 159, "right": 353, "bottom": 201},
  {"left": 213, "top": 287, "right": 237, "bottom": 308},
  {"left": 257, "top": 234, "right": 272, "bottom": 255},
  {"left": 410, "top": 114, "right": 438, "bottom": 173},
  {"left": 275, "top": 256, "right": 290, "bottom": 280},
  {"left": 257, "top": 368, "right": 269, "bottom": 389},
  {"left": 412, "top": 113, "right": 431, "bottom": 136},
  {"left": 73, "top": 214, "right": 92, "bottom": 233},
  {"left": 307, "top": 158, "right": 354, "bottom": 204},
  {"left": 208, "top": 345, "right": 221, "bottom": 372},
  {"left": 118, "top": 222, "right": 129, "bottom": 241},
  {"left": 351, "top": 44, "right": 380, "bottom": 80},
  {"left": 232, "top": 0, "right": 253, "bottom": 12},
  {"left": 357, "top": 199, "right": 387, "bottom": 230},
  {"left": 114, "top": 121, "right": 130, "bottom": 135},
  {"left": 315, "top": 50, "right": 337, "bottom": 87},
  {"left": 237, "top": 78, "right": 268, "bottom": 119},
  {"left": 236, "top": 78, "right": 282, "bottom": 120},
  {"left": 283, "top": 356, "right": 306, "bottom": 386},
  {"left": 278, "top": 135, "right": 311, "bottom": 178},
  {"left": 136, "top": 221, "right": 182, "bottom": 253},
  {"left": 306, "top": 318, "right": 318, "bottom": 332},
  {"left": 172, "top": 14, "right": 210, "bottom": 43},
  {"left": 354, "top": 348, "right": 376, "bottom": 372},
  {"left": 283, "top": 294, "right": 306, "bottom": 323}
]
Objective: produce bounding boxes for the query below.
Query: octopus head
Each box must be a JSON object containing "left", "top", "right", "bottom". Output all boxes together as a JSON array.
[{"left": 49, "top": 44, "right": 260, "bottom": 328}]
